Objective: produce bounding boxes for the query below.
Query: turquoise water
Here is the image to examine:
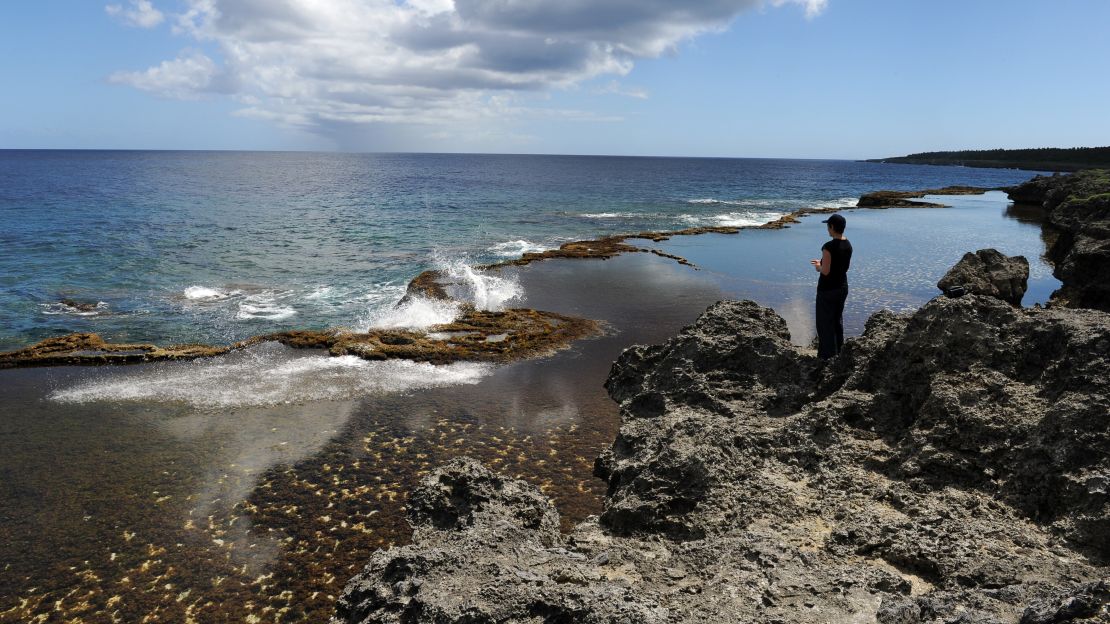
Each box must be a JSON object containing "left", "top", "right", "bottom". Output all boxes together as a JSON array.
[{"left": 0, "top": 151, "right": 1043, "bottom": 350}]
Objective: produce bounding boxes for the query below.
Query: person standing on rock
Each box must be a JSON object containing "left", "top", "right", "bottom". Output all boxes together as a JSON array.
[{"left": 810, "top": 214, "right": 852, "bottom": 359}]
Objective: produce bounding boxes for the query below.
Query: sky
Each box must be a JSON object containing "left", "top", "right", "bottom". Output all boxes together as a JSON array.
[{"left": 1, "top": 0, "right": 1109, "bottom": 158}]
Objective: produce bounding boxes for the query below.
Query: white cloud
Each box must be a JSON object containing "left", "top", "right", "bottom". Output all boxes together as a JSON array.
[
  {"left": 598, "top": 80, "right": 649, "bottom": 99},
  {"left": 111, "top": 0, "right": 826, "bottom": 141},
  {"left": 772, "top": 0, "right": 828, "bottom": 19},
  {"left": 105, "top": 0, "right": 165, "bottom": 28},
  {"left": 109, "top": 51, "right": 221, "bottom": 99}
]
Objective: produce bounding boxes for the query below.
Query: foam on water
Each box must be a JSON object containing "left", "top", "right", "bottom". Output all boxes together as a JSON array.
[
  {"left": 488, "top": 240, "right": 550, "bottom": 257},
  {"left": 48, "top": 342, "right": 492, "bottom": 409},
  {"left": 437, "top": 256, "right": 523, "bottom": 311},
  {"left": 710, "top": 211, "right": 786, "bottom": 227},
  {"left": 364, "top": 296, "right": 461, "bottom": 330},
  {"left": 40, "top": 301, "right": 108, "bottom": 316},
  {"left": 183, "top": 286, "right": 236, "bottom": 301},
  {"left": 578, "top": 212, "right": 643, "bottom": 219},
  {"left": 686, "top": 198, "right": 783, "bottom": 207},
  {"left": 304, "top": 286, "right": 332, "bottom": 300},
  {"left": 357, "top": 256, "right": 522, "bottom": 331},
  {"left": 679, "top": 211, "right": 785, "bottom": 228},
  {"left": 360, "top": 282, "right": 406, "bottom": 304},
  {"left": 812, "top": 197, "right": 859, "bottom": 210},
  {"left": 235, "top": 293, "right": 297, "bottom": 321}
]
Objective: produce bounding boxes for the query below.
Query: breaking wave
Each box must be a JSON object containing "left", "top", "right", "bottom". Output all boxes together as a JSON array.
[
  {"left": 679, "top": 211, "right": 786, "bottom": 228},
  {"left": 360, "top": 255, "right": 522, "bottom": 331},
  {"left": 488, "top": 240, "right": 550, "bottom": 257},
  {"left": 183, "top": 286, "right": 238, "bottom": 301}
]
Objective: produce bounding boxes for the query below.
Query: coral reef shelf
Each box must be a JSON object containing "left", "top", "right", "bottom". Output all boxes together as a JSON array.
[{"left": 0, "top": 307, "right": 599, "bottom": 369}]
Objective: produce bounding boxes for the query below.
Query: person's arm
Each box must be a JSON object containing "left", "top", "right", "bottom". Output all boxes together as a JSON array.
[{"left": 815, "top": 249, "right": 831, "bottom": 275}]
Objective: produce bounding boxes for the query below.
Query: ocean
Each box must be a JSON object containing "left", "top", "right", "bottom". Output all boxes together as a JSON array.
[
  {"left": 0, "top": 151, "right": 1044, "bottom": 351},
  {"left": 0, "top": 151, "right": 1058, "bottom": 622}
]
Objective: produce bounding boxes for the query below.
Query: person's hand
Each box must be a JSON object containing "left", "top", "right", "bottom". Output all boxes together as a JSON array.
[{"left": 810, "top": 259, "right": 820, "bottom": 266}]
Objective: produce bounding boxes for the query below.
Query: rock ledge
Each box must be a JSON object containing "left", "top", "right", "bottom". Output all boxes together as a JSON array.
[{"left": 336, "top": 290, "right": 1109, "bottom": 622}]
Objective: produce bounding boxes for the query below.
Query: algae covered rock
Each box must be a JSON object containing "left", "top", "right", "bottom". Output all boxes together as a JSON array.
[{"left": 936, "top": 248, "right": 1029, "bottom": 305}]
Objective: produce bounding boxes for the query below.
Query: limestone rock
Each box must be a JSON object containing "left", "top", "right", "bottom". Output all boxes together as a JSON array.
[
  {"left": 596, "top": 300, "right": 818, "bottom": 538},
  {"left": 332, "top": 458, "right": 670, "bottom": 624},
  {"left": 1008, "top": 170, "right": 1110, "bottom": 311},
  {"left": 336, "top": 293, "right": 1109, "bottom": 623},
  {"left": 936, "top": 248, "right": 1029, "bottom": 305}
]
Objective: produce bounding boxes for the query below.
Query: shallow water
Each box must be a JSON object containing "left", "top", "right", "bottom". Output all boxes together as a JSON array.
[
  {"left": 1, "top": 251, "right": 733, "bottom": 622},
  {"left": 0, "top": 178, "right": 1058, "bottom": 622},
  {"left": 644, "top": 191, "right": 1058, "bottom": 344}
]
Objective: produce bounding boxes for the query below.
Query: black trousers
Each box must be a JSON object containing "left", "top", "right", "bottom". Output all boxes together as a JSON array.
[{"left": 816, "top": 285, "right": 848, "bottom": 359}]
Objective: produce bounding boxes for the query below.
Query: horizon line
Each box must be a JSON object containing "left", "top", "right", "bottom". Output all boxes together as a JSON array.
[{"left": 0, "top": 147, "right": 884, "bottom": 161}]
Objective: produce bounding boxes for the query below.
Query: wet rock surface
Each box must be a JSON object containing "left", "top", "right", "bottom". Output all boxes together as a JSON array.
[
  {"left": 0, "top": 308, "right": 599, "bottom": 368},
  {"left": 336, "top": 290, "right": 1110, "bottom": 622},
  {"left": 1007, "top": 170, "right": 1110, "bottom": 311},
  {"left": 936, "top": 248, "right": 1029, "bottom": 305},
  {"left": 856, "top": 186, "right": 993, "bottom": 208}
]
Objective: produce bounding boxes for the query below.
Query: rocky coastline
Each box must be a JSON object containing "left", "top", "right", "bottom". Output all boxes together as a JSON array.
[
  {"left": 332, "top": 172, "right": 1110, "bottom": 623},
  {"left": 1006, "top": 170, "right": 1110, "bottom": 312},
  {"left": 2, "top": 183, "right": 995, "bottom": 370},
  {"left": 865, "top": 147, "right": 1110, "bottom": 172}
]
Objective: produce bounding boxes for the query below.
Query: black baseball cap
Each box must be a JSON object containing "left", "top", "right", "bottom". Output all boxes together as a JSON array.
[{"left": 822, "top": 214, "right": 846, "bottom": 230}]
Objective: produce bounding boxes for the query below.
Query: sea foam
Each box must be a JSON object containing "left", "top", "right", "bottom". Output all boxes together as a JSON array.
[
  {"left": 685, "top": 198, "right": 780, "bottom": 207},
  {"left": 48, "top": 342, "right": 492, "bottom": 409},
  {"left": 40, "top": 301, "right": 108, "bottom": 316},
  {"left": 488, "top": 240, "right": 549, "bottom": 257},
  {"left": 359, "top": 255, "right": 522, "bottom": 331},
  {"left": 812, "top": 197, "right": 859, "bottom": 210},
  {"left": 578, "top": 212, "right": 642, "bottom": 219},
  {"left": 710, "top": 212, "right": 786, "bottom": 227},
  {"left": 438, "top": 257, "right": 522, "bottom": 311},
  {"left": 235, "top": 293, "right": 296, "bottom": 321},
  {"left": 183, "top": 286, "right": 232, "bottom": 300},
  {"left": 365, "top": 296, "right": 461, "bottom": 330},
  {"left": 679, "top": 211, "right": 785, "bottom": 228}
]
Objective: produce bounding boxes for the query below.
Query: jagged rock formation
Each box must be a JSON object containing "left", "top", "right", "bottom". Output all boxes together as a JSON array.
[
  {"left": 336, "top": 281, "right": 1109, "bottom": 622},
  {"left": 936, "top": 248, "right": 1029, "bottom": 305},
  {"left": 333, "top": 458, "right": 670, "bottom": 624},
  {"left": 1007, "top": 170, "right": 1110, "bottom": 311}
]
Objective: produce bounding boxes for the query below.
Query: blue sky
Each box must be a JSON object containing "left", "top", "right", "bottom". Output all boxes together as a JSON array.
[{"left": 2, "top": 1, "right": 1108, "bottom": 158}]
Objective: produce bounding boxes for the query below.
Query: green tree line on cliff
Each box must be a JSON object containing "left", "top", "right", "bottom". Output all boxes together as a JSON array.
[{"left": 867, "top": 146, "right": 1110, "bottom": 172}]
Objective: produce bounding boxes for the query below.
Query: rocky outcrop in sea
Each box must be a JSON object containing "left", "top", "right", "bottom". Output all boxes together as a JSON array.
[
  {"left": 1007, "top": 170, "right": 1110, "bottom": 311},
  {"left": 334, "top": 172, "right": 1110, "bottom": 623}
]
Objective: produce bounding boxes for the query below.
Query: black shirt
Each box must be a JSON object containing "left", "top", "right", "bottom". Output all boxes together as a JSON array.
[{"left": 818, "top": 238, "right": 852, "bottom": 291}]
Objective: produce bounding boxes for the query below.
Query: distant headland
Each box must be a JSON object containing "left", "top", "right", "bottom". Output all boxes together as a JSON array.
[{"left": 866, "top": 146, "right": 1110, "bottom": 172}]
